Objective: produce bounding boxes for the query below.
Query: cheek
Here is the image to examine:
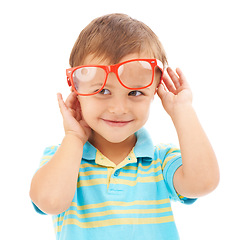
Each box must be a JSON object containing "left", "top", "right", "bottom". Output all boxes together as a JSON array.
[
  {"left": 78, "top": 98, "right": 92, "bottom": 120},
  {"left": 135, "top": 101, "right": 151, "bottom": 119},
  {"left": 78, "top": 98, "right": 102, "bottom": 123}
]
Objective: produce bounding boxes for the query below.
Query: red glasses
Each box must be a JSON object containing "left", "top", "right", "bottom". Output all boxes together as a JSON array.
[{"left": 66, "top": 58, "right": 164, "bottom": 96}]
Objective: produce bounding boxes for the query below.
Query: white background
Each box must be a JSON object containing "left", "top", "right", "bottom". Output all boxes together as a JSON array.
[{"left": 1, "top": 0, "right": 239, "bottom": 239}]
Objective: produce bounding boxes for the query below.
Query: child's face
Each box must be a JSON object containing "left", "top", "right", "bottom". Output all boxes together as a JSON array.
[{"left": 77, "top": 53, "right": 159, "bottom": 144}]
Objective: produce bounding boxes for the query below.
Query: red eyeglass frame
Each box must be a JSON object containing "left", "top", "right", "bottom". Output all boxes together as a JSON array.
[{"left": 66, "top": 58, "right": 164, "bottom": 96}]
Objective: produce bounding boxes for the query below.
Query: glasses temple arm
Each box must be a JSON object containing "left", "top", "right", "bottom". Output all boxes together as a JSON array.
[{"left": 66, "top": 69, "right": 72, "bottom": 87}]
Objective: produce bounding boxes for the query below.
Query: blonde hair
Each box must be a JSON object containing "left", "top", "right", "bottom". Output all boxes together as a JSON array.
[{"left": 69, "top": 13, "right": 168, "bottom": 67}]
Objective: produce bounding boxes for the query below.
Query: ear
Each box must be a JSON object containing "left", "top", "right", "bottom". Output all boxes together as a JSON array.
[
  {"left": 154, "top": 79, "right": 161, "bottom": 95},
  {"left": 153, "top": 71, "right": 162, "bottom": 95}
]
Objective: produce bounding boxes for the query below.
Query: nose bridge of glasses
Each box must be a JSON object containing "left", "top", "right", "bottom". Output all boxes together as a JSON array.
[
  {"left": 108, "top": 65, "right": 117, "bottom": 74},
  {"left": 106, "top": 65, "right": 120, "bottom": 82}
]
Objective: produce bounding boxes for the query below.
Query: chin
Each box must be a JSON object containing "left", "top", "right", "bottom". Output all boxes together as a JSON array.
[
  {"left": 103, "top": 134, "right": 132, "bottom": 144},
  {"left": 95, "top": 129, "right": 137, "bottom": 144}
]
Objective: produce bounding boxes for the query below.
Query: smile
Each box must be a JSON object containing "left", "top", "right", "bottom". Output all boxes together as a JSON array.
[{"left": 101, "top": 119, "right": 133, "bottom": 127}]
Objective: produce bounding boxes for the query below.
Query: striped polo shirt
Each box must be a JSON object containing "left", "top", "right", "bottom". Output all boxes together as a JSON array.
[{"left": 32, "top": 128, "right": 196, "bottom": 240}]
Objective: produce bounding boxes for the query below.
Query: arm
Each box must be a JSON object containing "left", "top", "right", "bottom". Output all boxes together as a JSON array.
[
  {"left": 158, "top": 67, "right": 220, "bottom": 198},
  {"left": 29, "top": 92, "right": 91, "bottom": 215}
]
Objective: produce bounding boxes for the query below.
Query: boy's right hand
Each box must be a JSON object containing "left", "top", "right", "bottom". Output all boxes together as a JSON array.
[{"left": 57, "top": 92, "right": 92, "bottom": 144}]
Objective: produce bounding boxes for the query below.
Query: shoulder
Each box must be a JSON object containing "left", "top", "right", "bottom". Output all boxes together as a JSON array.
[
  {"left": 39, "top": 145, "right": 59, "bottom": 167},
  {"left": 42, "top": 145, "right": 59, "bottom": 155},
  {"left": 154, "top": 143, "right": 181, "bottom": 158},
  {"left": 153, "top": 143, "right": 181, "bottom": 171}
]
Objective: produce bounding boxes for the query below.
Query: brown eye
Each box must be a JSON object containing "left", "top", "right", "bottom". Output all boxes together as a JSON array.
[
  {"left": 128, "top": 91, "right": 143, "bottom": 96},
  {"left": 99, "top": 89, "right": 111, "bottom": 95}
]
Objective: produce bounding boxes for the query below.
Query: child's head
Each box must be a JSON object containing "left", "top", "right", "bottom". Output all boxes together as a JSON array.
[
  {"left": 67, "top": 14, "right": 168, "bottom": 144},
  {"left": 69, "top": 13, "right": 168, "bottom": 67}
]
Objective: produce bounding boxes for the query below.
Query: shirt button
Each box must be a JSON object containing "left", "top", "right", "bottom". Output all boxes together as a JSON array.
[
  {"left": 114, "top": 169, "right": 120, "bottom": 176},
  {"left": 128, "top": 157, "right": 131, "bottom": 161}
]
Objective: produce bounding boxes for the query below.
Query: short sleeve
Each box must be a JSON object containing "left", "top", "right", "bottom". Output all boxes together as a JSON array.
[
  {"left": 38, "top": 145, "right": 59, "bottom": 168},
  {"left": 31, "top": 145, "right": 59, "bottom": 215},
  {"left": 158, "top": 144, "right": 197, "bottom": 205}
]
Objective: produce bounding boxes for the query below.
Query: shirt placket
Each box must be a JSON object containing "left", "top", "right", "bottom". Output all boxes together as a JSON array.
[{"left": 95, "top": 149, "right": 137, "bottom": 193}]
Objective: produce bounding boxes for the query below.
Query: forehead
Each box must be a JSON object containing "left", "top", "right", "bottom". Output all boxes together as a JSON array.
[{"left": 82, "top": 52, "right": 155, "bottom": 66}]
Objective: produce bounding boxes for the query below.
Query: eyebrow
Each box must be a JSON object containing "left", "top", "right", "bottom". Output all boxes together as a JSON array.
[
  {"left": 89, "top": 82, "right": 152, "bottom": 91},
  {"left": 138, "top": 87, "right": 151, "bottom": 91},
  {"left": 89, "top": 83, "right": 104, "bottom": 87},
  {"left": 124, "top": 84, "right": 152, "bottom": 90}
]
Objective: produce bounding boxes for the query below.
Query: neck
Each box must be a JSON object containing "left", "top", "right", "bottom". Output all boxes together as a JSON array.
[{"left": 89, "top": 132, "right": 137, "bottom": 163}]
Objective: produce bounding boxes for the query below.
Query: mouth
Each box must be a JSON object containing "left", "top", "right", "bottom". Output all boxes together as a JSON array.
[{"left": 101, "top": 119, "right": 134, "bottom": 127}]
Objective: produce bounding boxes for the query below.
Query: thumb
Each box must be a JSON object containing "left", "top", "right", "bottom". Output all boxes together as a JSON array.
[{"left": 157, "top": 83, "right": 166, "bottom": 100}]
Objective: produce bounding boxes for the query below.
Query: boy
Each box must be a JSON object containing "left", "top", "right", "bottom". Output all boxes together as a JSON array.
[{"left": 30, "top": 13, "right": 219, "bottom": 239}]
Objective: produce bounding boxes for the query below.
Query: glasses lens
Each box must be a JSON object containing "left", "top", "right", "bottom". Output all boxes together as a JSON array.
[
  {"left": 118, "top": 60, "right": 153, "bottom": 89},
  {"left": 72, "top": 67, "right": 106, "bottom": 95}
]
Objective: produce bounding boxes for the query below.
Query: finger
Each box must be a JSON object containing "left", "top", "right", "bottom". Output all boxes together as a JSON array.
[
  {"left": 65, "top": 91, "right": 78, "bottom": 109},
  {"left": 167, "top": 67, "right": 181, "bottom": 89},
  {"left": 162, "top": 71, "right": 177, "bottom": 94},
  {"left": 175, "top": 68, "right": 189, "bottom": 87},
  {"left": 74, "top": 98, "right": 82, "bottom": 121},
  {"left": 157, "top": 83, "right": 167, "bottom": 100},
  {"left": 57, "top": 93, "right": 68, "bottom": 116}
]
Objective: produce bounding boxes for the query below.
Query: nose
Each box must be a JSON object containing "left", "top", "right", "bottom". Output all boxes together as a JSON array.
[
  {"left": 107, "top": 95, "right": 129, "bottom": 115},
  {"left": 104, "top": 72, "right": 129, "bottom": 115}
]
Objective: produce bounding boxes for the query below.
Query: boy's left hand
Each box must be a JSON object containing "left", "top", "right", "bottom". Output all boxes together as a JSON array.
[{"left": 157, "top": 67, "right": 193, "bottom": 118}]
